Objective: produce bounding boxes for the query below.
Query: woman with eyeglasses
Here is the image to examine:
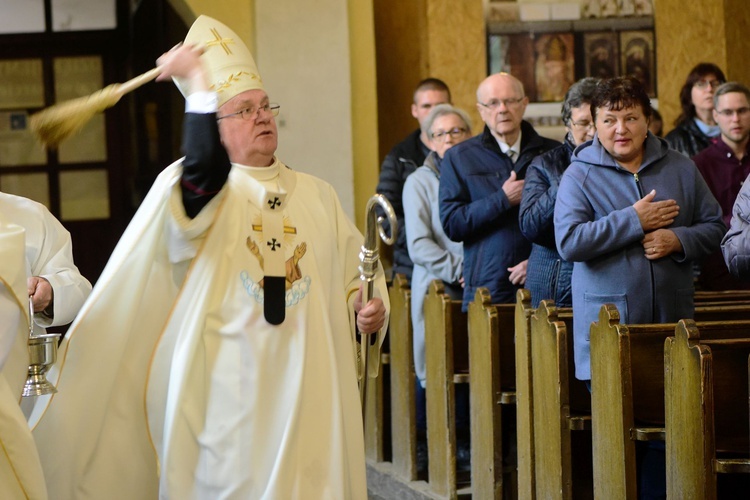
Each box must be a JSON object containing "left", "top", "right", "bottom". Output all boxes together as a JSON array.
[
  {"left": 402, "top": 104, "right": 471, "bottom": 469},
  {"left": 519, "top": 77, "right": 599, "bottom": 307},
  {"left": 665, "top": 62, "right": 726, "bottom": 158},
  {"left": 403, "top": 104, "right": 469, "bottom": 392}
]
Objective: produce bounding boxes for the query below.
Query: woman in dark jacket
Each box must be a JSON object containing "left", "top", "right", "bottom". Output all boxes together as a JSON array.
[
  {"left": 519, "top": 77, "right": 599, "bottom": 307},
  {"left": 664, "top": 62, "right": 725, "bottom": 158}
]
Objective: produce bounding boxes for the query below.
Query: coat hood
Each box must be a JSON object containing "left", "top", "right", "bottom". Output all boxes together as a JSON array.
[{"left": 572, "top": 133, "right": 671, "bottom": 172}]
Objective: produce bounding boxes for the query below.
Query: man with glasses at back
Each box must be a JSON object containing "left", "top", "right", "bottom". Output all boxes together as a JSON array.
[
  {"left": 694, "top": 82, "right": 750, "bottom": 290},
  {"left": 439, "top": 73, "right": 559, "bottom": 310}
]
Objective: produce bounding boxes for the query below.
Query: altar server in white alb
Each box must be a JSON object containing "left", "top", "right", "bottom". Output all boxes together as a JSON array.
[
  {"left": 0, "top": 192, "right": 90, "bottom": 499},
  {"left": 0, "top": 193, "right": 92, "bottom": 334},
  {"left": 30, "top": 14, "right": 388, "bottom": 499},
  {"left": 0, "top": 218, "right": 48, "bottom": 500}
]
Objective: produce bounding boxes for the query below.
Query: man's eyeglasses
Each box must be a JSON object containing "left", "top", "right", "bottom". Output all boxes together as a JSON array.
[
  {"left": 478, "top": 98, "right": 524, "bottom": 111},
  {"left": 570, "top": 120, "right": 595, "bottom": 131},
  {"left": 715, "top": 107, "right": 750, "bottom": 118},
  {"left": 432, "top": 127, "right": 469, "bottom": 141},
  {"left": 217, "top": 103, "right": 281, "bottom": 121},
  {"left": 694, "top": 79, "right": 723, "bottom": 90}
]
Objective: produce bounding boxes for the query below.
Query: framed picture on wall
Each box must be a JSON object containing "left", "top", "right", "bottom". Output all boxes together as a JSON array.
[
  {"left": 620, "top": 30, "right": 655, "bottom": 96},
  {"left": 487, "top": 34, "right": 536, "bottom": 100},
  {"left": 533, "top": 33, "right": 575, "bottom": 102},
  {"left": 583, "top": 32, "right": 619, "bottom": 80}
]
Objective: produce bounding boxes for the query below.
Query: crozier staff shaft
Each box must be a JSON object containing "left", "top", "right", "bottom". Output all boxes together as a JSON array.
[{"left": 359, "top": 194, "right": 396, "bottom": 418}]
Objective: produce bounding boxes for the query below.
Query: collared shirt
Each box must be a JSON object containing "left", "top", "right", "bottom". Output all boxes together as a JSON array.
[
  {"left": 496, "top": 131, "right": 523, "bottom": 163},
  {"left": 694, "top": 117, "right": 721, "bottom": 138}
]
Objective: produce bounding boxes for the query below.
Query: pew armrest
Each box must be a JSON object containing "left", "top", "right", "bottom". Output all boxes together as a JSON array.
[
  {"left": 630, "top": 426, "right": 665, "bottom": 441},
  {"left": 498, "top": 391, "right": 516, "bottom": 405},
  {"left": 714, "top": 458, "right": 750, "bottom": 474},
  {"left": 567, "top": 414, "right": 592, "bottom": 431}
]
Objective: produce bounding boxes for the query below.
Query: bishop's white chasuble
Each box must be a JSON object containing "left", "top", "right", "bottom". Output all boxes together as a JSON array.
[{"left": 30, "top": 159, "right": 387, "bottom": 499}]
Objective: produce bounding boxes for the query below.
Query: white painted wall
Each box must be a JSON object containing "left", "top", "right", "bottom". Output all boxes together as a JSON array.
[{"left": 255, "top": 0, "right": 356, "bottom": 218}]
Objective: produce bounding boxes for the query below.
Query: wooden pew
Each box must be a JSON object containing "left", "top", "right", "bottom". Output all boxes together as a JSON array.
[
  {"left": 589, "top": 304, "right": 750, "bottom": 499},
  {"left": 365, "top": 318, "right": 391, "bottom": 463},
  {"left": 695, "top": 289, "right": 750, "bottom": 303},
  {"left": 387, "top": 273, "right": 419, "bottom": 481},
  {"left": 665, "top": 319, "right": 750, "bottom": 499},
  {"left": 530, "top": 301, "right": 593, "bottom": 500},
  {"left": 424, "top": 280, "right": 470, "bottom": 499},
  {"left": 513, "top": 289, "right": 535, "bottom": 500},
  {"left": 465, "top": 287, "right": 517, "bottom": 499}
]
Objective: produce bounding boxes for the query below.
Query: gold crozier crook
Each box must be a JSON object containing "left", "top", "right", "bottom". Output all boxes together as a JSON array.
[{"left": 359, "top": 194, "right": 396, "bottom": 419}]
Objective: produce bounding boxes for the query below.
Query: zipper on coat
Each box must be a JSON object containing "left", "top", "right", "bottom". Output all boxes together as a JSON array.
[
  {"left": 633, "top": 172, "right": 643, "bottom": 197},
  {"left": 633, "top": 171, "right": 657, "bottom": 320}
]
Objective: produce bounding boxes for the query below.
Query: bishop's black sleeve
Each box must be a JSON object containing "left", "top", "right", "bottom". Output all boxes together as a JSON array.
[{"left": 180, "top": 112, "right": 232, "bottom": 218}]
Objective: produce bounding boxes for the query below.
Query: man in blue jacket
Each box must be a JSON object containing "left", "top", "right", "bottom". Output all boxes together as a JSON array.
[{"left": 439, "top": 73, "right": 559, "bottom": 309}]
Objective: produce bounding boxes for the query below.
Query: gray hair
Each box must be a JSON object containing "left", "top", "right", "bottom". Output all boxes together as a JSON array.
[
  {"left": 422, "top": 104, "right": 473, "bottom": 139},
  {"left": 713, "top": 81, "right": 750, "bottom": 109},
  {"left": 561, "top": 77, "right": 600, "bottom": 124}
]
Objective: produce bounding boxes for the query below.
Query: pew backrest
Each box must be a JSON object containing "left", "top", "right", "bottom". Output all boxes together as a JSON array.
[
  {"left": 665, "top": 319, "right": 750, "bottom": 498},
  {"left": 388, "top": 273, "right": 417, "bottom": 480},
  {"left": 514, "top": 289, "right": 535, "bottom": 500},
  {"left": 425, "top": 279, "right": 467, "bottom": 499}
]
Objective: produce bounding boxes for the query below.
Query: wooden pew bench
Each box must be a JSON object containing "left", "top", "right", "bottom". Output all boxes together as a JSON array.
[
  {"left": 695, "top": 289, "right": 750, "bottom": 303},
  {"left": 386, "top": 273, "right": 419, "bottom": 481},
  {"left": 530, "top": 300, "right": 593, "bottom": 500},
  {"left": 513, "top": 289, "right": 535, "bottom": 500},
  {"left": 424, "top": 280, "right": 470, "bottom": 499},
  {"left": 466, "top": 287, "right": 517, "bottom": 499},
  {"left": 665, "top": 319, "right": 750, "bottom": 499},
  {"left": 590, "top": 304, "right": 750, "bottom": 499},
  {"left": 365, "top": 302, "right": 391, "bottom": 464}
]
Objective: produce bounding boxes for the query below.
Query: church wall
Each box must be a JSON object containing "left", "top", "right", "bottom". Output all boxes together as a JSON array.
[
  {"left": 654, "top": 0, "right": 726, "bottom": 133},
  {"left": 723, "top": 0, "right": 750, "bottom": 92},
  {"left": 425, "top": 0, "right": 486, "bottom": 135}
]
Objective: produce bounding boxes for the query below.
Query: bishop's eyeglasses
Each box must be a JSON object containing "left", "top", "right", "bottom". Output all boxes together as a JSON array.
[{"left": 217, "top": 103, "right": 281, "bottom": 121}]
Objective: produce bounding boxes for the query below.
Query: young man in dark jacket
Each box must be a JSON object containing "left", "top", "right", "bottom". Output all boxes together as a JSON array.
[{"left": 376, "top": 78, "right": 450, "bottom": 280}]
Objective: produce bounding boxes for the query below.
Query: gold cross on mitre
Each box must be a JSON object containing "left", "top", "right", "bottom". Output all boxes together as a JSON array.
[{"left": 206, "top": 27, "right": 234, "bottom": 55}]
